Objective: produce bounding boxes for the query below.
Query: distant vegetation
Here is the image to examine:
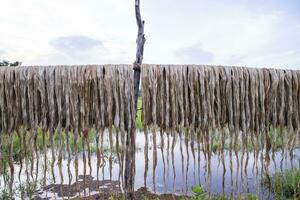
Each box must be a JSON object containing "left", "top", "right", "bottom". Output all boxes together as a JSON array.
[{"left": 0, "top": 60, "right": 21, "bottom": 67}]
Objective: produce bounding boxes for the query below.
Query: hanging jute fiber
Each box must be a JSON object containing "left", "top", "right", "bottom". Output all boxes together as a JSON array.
[
  {"left": 1, "top": 64, "right": 300, "bottom": 149},
  {"left": 141, "top": 64, "right": 300, "bottom": 135},
  {"left": 0, "top": 65, "right": 135, "bottom": 135}
]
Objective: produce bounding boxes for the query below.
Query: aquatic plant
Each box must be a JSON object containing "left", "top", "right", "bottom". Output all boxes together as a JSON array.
[
  {"left": 266, "top": 169, "right": 300, "bottom": 199},
  {"left": 191, "top": 185, "right": 207, "bottom": 200},
  {"left": 0, "top": 190, "right": 10, "bottom": 199},
  {"left": 19, "top": 181, "right": 38, "bottom": 199},
  {"left": 189, "top": 185, "right": 257, "bottom": 200}
]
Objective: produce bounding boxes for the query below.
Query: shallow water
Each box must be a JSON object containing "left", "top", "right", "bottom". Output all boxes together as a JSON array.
[{"left": 0, "top": 130, "right": 299, "bottom": 199}]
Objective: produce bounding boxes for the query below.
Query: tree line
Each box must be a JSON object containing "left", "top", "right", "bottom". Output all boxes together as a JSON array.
[{"left": 0, "top": 60, "right": 22, "bottom": 67}]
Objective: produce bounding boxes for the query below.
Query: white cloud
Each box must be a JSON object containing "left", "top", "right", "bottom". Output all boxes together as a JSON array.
[
  {"left": 0, "top": 50, "right": 5, "bottom": 57},
  {"left": 0, "top": 0, "right": 136, "bottom": 65},
  {"left": 0, "top": 0, "right": 299, "bottom": 69},
  {"left": 50, "top": 35, "right": 103, "bottom": 55},
  {"left": 174, "top": 44, "right": 214, "bottom": 64}
]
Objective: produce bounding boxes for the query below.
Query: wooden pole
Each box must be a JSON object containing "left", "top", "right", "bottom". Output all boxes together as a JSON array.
[
  {"left": 133, "top": 0, "right": 145, "bottom": 106},
  {"left": 124, "top": 0, "right": 145, "bottom": 197}
]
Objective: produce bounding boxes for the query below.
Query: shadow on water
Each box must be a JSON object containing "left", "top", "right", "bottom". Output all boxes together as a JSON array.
[{"left": 0, "top": 129, "right": 299, "bottom": 199}]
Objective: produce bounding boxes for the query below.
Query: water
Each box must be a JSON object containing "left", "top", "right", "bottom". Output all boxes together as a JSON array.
[{"left": 0, "top": 130, "right": 299, "bottom": 199}]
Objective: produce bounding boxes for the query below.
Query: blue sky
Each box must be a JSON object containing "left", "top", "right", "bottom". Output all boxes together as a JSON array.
[{"left": 0, "top": 0, "right": 299, "bottom": 69}]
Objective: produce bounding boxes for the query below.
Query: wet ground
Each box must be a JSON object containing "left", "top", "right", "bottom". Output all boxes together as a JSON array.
[{"left": 0, "top": 130, "right": 299, "bottom": 199}]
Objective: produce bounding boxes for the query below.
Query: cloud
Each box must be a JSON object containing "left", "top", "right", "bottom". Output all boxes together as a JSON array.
[
  {"left": 174, "top": 44, "right": 214, "bottom": 64},
  {"left": 0, "top": 0, "right": 299, "bottom": 68},
  {"left": 0, "top": 49, "right": 5, "bottom": 57},
  {"left": 41, "top": 35, "right": 131, "bottom": 65},
  {"left": 50, "top": 35, "right": 103, "bottom": 55}
]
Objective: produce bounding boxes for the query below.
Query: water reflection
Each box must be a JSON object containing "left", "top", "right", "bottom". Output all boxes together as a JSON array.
[{"left": 0, "top": 130, "right": 299, "bottom": 199}]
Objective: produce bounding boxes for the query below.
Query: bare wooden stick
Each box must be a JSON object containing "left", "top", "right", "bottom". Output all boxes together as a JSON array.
[
  {"left": 124, "top": 0, "right": 146, "bottom": 196},
  {"left": 133, "top": 0, "right": 146, "bottom": 106}
]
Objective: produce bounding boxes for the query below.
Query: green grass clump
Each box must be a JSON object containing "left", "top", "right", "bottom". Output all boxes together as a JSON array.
[
  {"left": 191, "top": 185, "right": 207, "bottom": 200},
  {"left": 190, "top": 185, "right": 257, "bottom": 200},
  {"left": 135, "top": 97, "right": 142, "bottom": 129},
  {"left": 0, "top": 190, "right": 10, "bottom": 200},
  {"left": 267, "top": 169, "right": 300, "bottom": 199}
]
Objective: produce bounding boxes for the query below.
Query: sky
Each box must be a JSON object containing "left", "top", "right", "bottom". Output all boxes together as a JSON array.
[{"left": 0, "top": 0, "right": 299, "bottom": 69}]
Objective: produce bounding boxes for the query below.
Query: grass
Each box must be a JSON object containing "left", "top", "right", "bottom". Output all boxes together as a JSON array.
[
  {"left": 0, "top": 190, "right": 10, "bottom": 200},
  {"left": 264, "top": 169, "right": 300, "bottom": 199},
  {"left": 190, "top": 185, "right": 207, "bottom": 200},
  {"left": 136, "top": 97, "right": 143, "bottom": 129},
  {"left": 189, "top": 185, "right": 257, "bottom": 200},
  {"left": 0, "top": 179, "right": 38, "bottom": 200}
]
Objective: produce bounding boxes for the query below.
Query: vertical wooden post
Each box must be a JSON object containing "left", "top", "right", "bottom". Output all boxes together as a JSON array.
[
  {"left": 124, "top": 0, "right": 145, "bottom": 198},
  {"left": 133, "top": 0, "right": 145, "bottom": 106}
]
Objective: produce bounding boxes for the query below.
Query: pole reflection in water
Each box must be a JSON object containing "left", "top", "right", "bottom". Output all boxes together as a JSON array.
[
  {"left": 159, "top": 130, "right": 166, "bottom": 192},
  {"left": 0, "top": 129, "right": 299, "bottom": 199},
  {"left": 152, "top": 129, "right": 157, "bottom": 193},
  {"left": 144, "top": 128, "right": 149, "bottom": 187}
]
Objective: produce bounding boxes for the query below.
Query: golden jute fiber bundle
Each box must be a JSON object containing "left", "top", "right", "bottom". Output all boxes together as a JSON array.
[
  {"left": 0, "top": 65, "right": 135, "bottom": 135},
  {"left": 141, "top": 65, "right": 300, "bottom": 135}
]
